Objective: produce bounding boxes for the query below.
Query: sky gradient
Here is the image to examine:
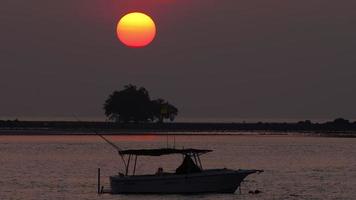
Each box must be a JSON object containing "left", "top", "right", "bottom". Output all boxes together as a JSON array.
[{"left": 1, "top": 0, "right": 356, "bottom": 122}]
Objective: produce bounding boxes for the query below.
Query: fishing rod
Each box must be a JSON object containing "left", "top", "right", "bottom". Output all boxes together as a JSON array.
[
  {"left": 96, "top": 131, "right": 122, "bottom": 151},
  {"left": 73, "top": 116, "right": 127, "bottom": 168}
]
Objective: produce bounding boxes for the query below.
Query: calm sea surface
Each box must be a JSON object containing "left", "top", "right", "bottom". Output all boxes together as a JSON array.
[{"left": 0, "top": 134, "right": 355, "bottom": 200}]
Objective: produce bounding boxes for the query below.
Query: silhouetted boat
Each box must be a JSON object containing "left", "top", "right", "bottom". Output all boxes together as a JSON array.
[{"left": 109, "top": 148, "right": 263, "bottom": 194}]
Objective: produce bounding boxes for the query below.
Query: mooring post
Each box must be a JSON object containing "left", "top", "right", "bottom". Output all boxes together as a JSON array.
[{"left": 97, "top": 168, "right": 101, "bottom": 194}]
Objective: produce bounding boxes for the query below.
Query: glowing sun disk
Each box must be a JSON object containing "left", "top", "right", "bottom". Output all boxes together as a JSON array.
[{"left": 117, "top": 12, "right": 156, "bottom": 48}]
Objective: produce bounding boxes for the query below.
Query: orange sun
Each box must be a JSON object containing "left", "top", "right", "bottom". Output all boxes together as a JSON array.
[{"left": 117, "top": 12, "right": 156, "bottom": 48}]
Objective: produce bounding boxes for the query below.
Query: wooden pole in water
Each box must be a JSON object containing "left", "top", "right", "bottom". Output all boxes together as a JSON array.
[{"left": 97, "top": 168, "right": 101, "bottom": 194}]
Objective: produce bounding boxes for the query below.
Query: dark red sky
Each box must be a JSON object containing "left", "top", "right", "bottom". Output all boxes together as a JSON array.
[{"left": 1, "top": 0, "right": 356, "bottom": 122}]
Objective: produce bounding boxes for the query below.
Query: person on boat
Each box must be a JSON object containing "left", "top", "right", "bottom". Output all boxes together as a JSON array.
[
  {"left": 155, "top": 167, "right": 164, "bottom": 175},
  {"left": 175, "top": 155, "right": 201, "bottom": 174}
]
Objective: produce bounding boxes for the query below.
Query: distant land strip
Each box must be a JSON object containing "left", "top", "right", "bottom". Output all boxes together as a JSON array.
[{"left": 0, "top": 118, "right": 356, "bottom": 137}]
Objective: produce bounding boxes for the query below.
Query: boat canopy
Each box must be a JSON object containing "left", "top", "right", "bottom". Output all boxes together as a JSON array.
[{"left": 118, "top": 148, "right": 212, "bottom": 156}]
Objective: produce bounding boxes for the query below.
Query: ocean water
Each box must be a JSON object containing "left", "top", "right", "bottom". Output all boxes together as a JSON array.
[{"left": 0, "top": 135, "right": 355, "bottom": 200}]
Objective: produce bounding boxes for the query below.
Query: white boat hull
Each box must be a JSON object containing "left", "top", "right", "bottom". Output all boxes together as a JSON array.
[{"left": 110, "top": 169, "right": 259, "bottom": 194}]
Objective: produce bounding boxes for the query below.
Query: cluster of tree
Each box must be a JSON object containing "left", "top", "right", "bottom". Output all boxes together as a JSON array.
[
  {"left": 296, "top": 118, "right": 356, "bottom": 131},
  {"left": 103, "top": 85, "right": 178, "bottom": 123}
]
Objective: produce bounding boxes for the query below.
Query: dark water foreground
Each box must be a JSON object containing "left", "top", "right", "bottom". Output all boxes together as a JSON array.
[{"left": 0, "top": 134, "right": 355, "bottom": 200}]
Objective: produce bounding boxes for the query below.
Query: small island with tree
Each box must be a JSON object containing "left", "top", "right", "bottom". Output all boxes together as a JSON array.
[
  {"left": 104, "top": 84, "right": 178, "bottom": 123},
  {"left": 0, "top": 84, "right": 356, "bottom": 137}
]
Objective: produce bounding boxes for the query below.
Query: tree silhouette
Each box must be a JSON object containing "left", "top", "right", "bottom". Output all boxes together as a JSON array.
[
  {"left": 151, "top": 98, "right": 178, "bottom": 123},
  {"left": 104, "top": 85, "right": 153, "bottom": 123},
  {"left": 104, "top": 85, "right": 178, "bottom": 123}
]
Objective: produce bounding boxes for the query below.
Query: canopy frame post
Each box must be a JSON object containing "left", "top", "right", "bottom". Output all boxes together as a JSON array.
[
  {"left": 192, "top": 153, "right": 198, "bottom": 166},
  {"left": 133, "top": 155, "right": 138, "bottom": 176},
  {"left": 197, "top": 154, "right": 203, "bottom": 169},
  {"left": 125, "top": 154, "right": 132, "bottom": 176},
  {"left": 120, "top": 154, "right": 127, "bottom": 172}
]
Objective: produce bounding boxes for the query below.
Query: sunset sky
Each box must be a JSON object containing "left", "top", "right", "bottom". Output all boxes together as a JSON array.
[{"left": 1, "top": 0, "right": 356, "bottom": 122}]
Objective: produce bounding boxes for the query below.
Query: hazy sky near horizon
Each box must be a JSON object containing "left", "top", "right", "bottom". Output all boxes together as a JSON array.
[{"left": 1, "top": 0, "right": 356, "bottom": 122}]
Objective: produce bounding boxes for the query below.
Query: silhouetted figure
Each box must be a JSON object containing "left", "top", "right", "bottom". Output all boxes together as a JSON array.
[{"left": 176, "top": 155, "right": 202, "bottom": 174}]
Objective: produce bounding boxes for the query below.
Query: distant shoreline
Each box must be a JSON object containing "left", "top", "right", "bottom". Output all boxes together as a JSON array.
[
  {"left": 0, "top": 131, "right": 355, "bottom": 138},
  {"left": 0, "top": 120, "right": 355, "bottom": 137}
]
